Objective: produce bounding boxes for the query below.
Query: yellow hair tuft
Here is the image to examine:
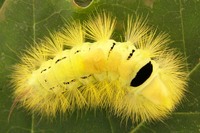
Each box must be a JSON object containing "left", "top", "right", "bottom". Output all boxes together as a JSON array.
[
  {"left": 58, "top": 21, "right": 85, "bottom": 46},
  {"left": 85, "top": 12, "right": 116, "bottom": 42},
  {"left": 125, "top": 15, "right": 151, "bottom": 44}
]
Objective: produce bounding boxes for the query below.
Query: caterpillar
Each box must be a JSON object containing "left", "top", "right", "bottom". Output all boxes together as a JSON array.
[{"left": 11, "top": 12, "right": 188, "bottom": 122}]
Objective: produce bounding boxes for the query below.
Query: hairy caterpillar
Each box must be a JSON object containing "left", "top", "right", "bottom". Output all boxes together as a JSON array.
[{"left": 11, "top": 12, "right": 187, "bottom": 122}]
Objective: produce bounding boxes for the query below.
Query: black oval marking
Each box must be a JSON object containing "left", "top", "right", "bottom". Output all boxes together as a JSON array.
[
  {"left": 130, "top": 61, "right": 153, "bottom": 87},
  {"left": 127, "top": 49, "right": 135, "bottom": 60}
]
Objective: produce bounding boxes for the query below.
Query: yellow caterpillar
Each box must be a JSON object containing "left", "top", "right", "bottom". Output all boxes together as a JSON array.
[{"left": 11, "top": 12, "right": 188, "bottom": 122}]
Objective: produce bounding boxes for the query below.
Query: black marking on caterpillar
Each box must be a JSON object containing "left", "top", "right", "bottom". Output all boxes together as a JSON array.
[
  {"left": 49, "top": 87, "right": 55, "bottom": 90},
  {"left": 108, "top": 42, "right": 116, "bottom": 57},
  {"left": 41, "top": 69, "right": 47, "bottom": 73},
  {"left": 110, "top": 42, "right": 116, "bottom": 52},
  {"left": 63, "top": 82, "right": 69, "bottom": 85},
  {"left": 71, "top": 79, "right": 76, "bottom": 82},
  {"left": 74, "top": 50, "right": 81, "bottom": 54},
  {"left": 55, "top": 56, "right": 67, "bottom": 64},
  {"left": 127, "top": 49, "right": 135, "bottom": 60},
  {"left": 63, "top": 79, "right": 76, "bottom": 85},
  {"left": 81, "top": 75, "right": 92, "bottom": 79},
  {"left": 131, "top": 61, "right": 153, "bottom": 87},
  {"left": 41, "top": 66, "right": 51, "bottom": 73}
]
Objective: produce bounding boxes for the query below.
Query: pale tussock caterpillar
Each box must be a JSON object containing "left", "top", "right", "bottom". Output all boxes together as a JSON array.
[{"left": 10, "top": 12, "right": 188, "bottom": 123}]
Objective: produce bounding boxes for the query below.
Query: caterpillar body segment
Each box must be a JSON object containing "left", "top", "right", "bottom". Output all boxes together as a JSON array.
[{"left": 11, "top": 12, "right": 187, "bottom": 122}]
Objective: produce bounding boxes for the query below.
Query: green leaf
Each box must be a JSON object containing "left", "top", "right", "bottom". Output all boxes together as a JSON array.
[{"left": 0, "top": 0, "right": 200, "bottom": 132}]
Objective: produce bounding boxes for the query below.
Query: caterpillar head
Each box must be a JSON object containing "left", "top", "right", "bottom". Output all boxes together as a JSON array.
[
  {"left": 107, "top": 14, "right": 188, "bottom": 122},
  {"left": 115, "top": 45, "right": 187, "bottom": 122}
]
